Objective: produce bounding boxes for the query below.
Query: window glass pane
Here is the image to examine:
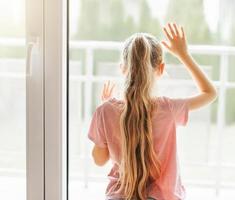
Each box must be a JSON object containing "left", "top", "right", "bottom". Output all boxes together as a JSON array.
[
  {"left": 0, "top": 0, "right": 26, "bottom": 199},
  {"left": 69, "top": 0, "right": 235, "bottom": 199}
]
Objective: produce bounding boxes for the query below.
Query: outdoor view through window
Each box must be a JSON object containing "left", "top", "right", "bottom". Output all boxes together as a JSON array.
[
  {"left": 0, "top": 0, "right": 234, "bottom": 200},
  {"left": 67, "top": 0, "right": 235, "bottom": 199},
  {"left": 0, "top": 0, "right": 26, "bottom": 199}
]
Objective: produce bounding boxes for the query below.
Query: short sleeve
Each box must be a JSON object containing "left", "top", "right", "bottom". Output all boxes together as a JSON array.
[
  {"left": 167, "top": 97, "right": 189, "bottom": 126},
  {"left": 87, "top": 106, "right": 108, "bottom": 148}
]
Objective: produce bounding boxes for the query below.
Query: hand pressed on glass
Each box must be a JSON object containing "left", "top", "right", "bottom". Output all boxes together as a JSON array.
[
  {"left": 161, "top": 22, "right": 217, "bottom": 111},
  {"left": 101, "top": 80, "right": 116, "bottom": 102},
  {"left": 161, "top": 23, "right": 188, "bottom": 59}
]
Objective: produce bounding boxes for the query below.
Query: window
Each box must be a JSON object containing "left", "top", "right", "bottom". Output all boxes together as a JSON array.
[
  {"left": 0, "top": 0, "right": 45, "bottom": 199},
  {"left": 1, "top": 0, "right": 235, "bottom": 200},
  {"left": 0, "top": 1, "right": 26, "bottom": 199},
  {"left": 69, "top": 0, "right": 235, "bottom": 199}
]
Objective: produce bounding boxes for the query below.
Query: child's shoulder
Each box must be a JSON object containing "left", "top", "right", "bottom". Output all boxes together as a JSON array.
[
  {"left": 95, "top": 97, "right": 123, "bottom": 114},
  {"left": 158, "top": 96, "right": 183, "bottom": 105},
  {"left": 156, "top": 96, "right": 172, "bottom": 107},
  {"left": 156, "top": 96, "right": 186, "bottom": 113},
  {"left": 95, "top": 96, "right": 177, "bottom": 113}
]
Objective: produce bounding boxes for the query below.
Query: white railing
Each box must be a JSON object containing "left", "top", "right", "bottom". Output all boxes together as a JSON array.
[{"left": 1, "top": 38, "right": 235, "bottom": 196}]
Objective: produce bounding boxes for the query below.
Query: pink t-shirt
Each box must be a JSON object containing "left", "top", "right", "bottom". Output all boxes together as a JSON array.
[{"left": 88, "top": 96, "right": 189, "bottom": 200}]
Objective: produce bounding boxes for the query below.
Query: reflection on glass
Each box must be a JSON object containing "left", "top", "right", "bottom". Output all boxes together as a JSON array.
[
  {"left": 0, "top": 0, "right": 26, "bottom": 199},
  {"left": 69, "top": 0, "right": 235, "bottom": 199}
]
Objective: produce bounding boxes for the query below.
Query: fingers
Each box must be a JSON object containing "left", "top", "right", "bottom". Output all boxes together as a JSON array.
[
  {"left": 163, "top": 23, "right": 184, "bottom": 39},
  {"left": 101, "top": 83, "right": 106, "bottom": 101},
  {"left": 102, "top": 81, "right": 115, "bottom": 101},
  {"left": 103, "top": 81, "right": 107, "bottom": 95},
  {"left": 163, "top": 27, "right": 173, "bottom": 41},
  {"left": 161, "top": 41, "right": 170, "bottom": 50},
  {"left": 107, "top": 81, "right": 115, "bottom": 94},
  {"left": 173, "top": 23, "right": 179, "bottom": 36},
  {"left": 110, "top": 82, "right": 115, "bottom": 93},
  {"left": 163, "top": 23, "right": 178, "bottom": 41},
  {"left": 168, "top": 23, "right": 176, "bottom": 38},
  {"left": 106, "top": 80, "right": 110, "bottom": 94},
  {"left": 181, "top": 26, "right": 185, "bottom": 39}
]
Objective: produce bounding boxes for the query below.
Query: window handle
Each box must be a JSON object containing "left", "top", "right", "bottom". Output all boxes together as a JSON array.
[{"left": 26, "top": 36, "right": 39, "bottom": 77}]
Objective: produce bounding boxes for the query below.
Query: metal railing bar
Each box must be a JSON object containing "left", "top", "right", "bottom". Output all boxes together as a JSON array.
[
  {"left": 215, "top": 54, "right": 228, "bottom": 195},
  {"left": 69, "top": 41, "right": 235, "bottom": 55},
  {"left": 1, "top": 73, "right": 235, "bottom": 89},
  {"left": 0, "top": 38, "right": 25, "bottom": 46},
  {"left": 83, "top": 48, "right": 94, "bottom": 188},
  {"left": 1, "top": 38, "right": 235, "bottom": 55}
]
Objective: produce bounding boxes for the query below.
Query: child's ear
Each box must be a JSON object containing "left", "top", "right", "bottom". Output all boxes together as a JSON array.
[
  {"left": 119, "top": 62, "right": 123, "bottom": 72},
  {"left": 119, "top": 63, "right": 126, "bottom": 75}
]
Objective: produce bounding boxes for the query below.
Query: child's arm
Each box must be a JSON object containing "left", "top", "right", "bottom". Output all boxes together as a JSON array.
[{"left": 161, "top": 23, "right": 217, "bottom": 111}]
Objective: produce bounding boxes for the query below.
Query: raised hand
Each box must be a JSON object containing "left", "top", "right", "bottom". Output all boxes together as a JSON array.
[
  {"left": 161, "top": 23, "right": 217, "bottom": 111},
  {"left": 161, "top": 23, "right": 189, "bottom": 59},
  {"left": 101, "top": 80, "right": 116, "bottom": 102}
]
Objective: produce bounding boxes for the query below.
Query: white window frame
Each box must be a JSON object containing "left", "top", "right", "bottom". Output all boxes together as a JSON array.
[
  {"left": 26, "top": 0, "right": 68, "bottom": 199},
  {"left": 26, "top": 0, "right": 44, "bottom": 199},
  {"left": 44, "top": 0, "right": 68, "bottom": 200}
]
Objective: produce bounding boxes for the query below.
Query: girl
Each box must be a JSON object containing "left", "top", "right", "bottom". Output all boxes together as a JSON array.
[{"left": 87, "top": 23, "right": 217, "bottom": 200}]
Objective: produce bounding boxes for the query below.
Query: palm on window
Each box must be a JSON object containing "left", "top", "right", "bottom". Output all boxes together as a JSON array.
[{"left": 101, "top": 80, "right": 116, "bottom": 102}]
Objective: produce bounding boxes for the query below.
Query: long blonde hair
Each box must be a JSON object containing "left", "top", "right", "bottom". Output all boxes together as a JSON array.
[{"left": 115, "top": 33, "right": 163, "bottom": 200}]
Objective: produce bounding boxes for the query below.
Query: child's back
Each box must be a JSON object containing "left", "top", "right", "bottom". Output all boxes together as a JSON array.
[{"left": 88, "top": 96, "right": 189, "bottom": 199}]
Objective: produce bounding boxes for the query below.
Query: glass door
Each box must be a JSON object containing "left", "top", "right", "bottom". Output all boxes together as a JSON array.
[
  {"left": 68, "top": 0, "right": 235, "bottom": 200},
  {"left": 0, "top": 1, "right": 27, "bottom": 199},
  {"left": 0, "top": 0, "right": 44, "bottom": 199}
]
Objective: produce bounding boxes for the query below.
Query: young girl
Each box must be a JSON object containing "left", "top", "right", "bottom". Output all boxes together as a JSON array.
[{"left": 87, "top": 23, "right": 217, "bottom": 200}]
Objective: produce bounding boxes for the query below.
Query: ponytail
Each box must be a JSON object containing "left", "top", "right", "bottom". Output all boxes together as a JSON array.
[{"left": 115, "top": 33, "right": 162, "bottom": 200}]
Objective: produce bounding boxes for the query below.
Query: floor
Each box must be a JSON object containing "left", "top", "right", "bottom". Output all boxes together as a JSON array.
[
  {"left": 70, "top": 180, "right": 235, "bottom": 200},
  {"left": 1, "top": 176, "right": 235, "bottom": 200}
]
